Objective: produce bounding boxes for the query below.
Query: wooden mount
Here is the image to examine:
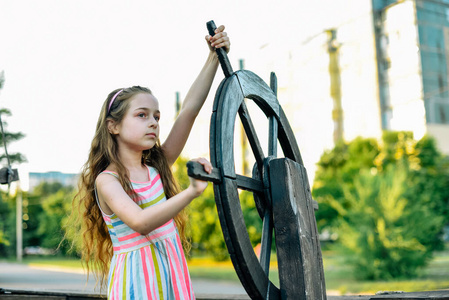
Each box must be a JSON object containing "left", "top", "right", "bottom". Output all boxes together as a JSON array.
[
  {"left": 270, "top": 158, "right": 326, "bottom": 299},
  {"left": 184, "top": 24, "right": 327, "bottom": 299}
]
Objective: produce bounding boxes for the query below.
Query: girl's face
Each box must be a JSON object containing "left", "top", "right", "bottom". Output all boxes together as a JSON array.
[{"left": 111, "top": 93, "right": 160, "bottom": 152}]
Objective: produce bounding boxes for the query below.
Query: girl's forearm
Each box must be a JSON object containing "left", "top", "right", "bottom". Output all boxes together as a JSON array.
[
  {"left": 160, "top": 51, "right": 221, "bottom": 165},
  {"left": 182, "top": 51, "right": 220, "bottom": 114},
  {"left": 133, "top": 186, "right": 199, "bottom": 235}
]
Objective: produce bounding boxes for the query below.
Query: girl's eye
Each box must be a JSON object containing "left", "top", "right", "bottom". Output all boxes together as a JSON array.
[
  {"left": 154, "top": 116, "right": 160, "bottom": 121},
  {"left": 138, "top": 113, "right": 147, "bottom": 118}
]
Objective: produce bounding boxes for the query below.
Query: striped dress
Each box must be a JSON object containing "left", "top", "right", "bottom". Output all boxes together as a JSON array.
[{"left": 97, "top": 166, "right": 195, "bottom": 300}]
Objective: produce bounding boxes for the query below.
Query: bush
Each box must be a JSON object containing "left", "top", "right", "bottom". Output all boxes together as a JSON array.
[
  {"left": 313, "top": 132, "right": 449, "bottom": 279},
  {"left": 336, "top": 166, "right": 444, "bottom": 279}
]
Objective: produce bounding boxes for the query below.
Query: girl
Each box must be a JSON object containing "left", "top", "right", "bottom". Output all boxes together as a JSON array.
[{"left": 72, "top": 25, "right": 230, "bottom": 299}]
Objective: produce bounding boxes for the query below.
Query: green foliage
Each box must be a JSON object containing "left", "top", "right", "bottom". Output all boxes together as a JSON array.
[
  {"left": 337, "top": 167, "right": 443, "bottom": 279},
  {"left": 0, "top": 190, "right": 12, "bottom": 252},
  {"left": 240, "top": 190, "right": 262, "bottom": 248},
  {"left": 21, "top": 182, "right": 71, "bottom": 251},
  {"left": 37, "top": 186, "right": 75, "bottom": 254},
  {"left": 23, "top": 192, "right": 44, "bottom": 248},
  {"left": 0, "top": 182, "right": 76, "bottom": 257},
  {"left": 313, "top": 132, "right": 449, "bottom": 280},
  {"left": 189, "top": 185, "right": 229, "bottom": 260},
  {"left": 0, "top": 109, "right": 27, "bottom": 165},
  {"left": 173, "top": 156, "right": 190, "bottom": 190},
  {"left": 313, "top": 137, "right": 380, "bottom": 230},
  {"left": 0, "top": 75, "right": 27, "bottom": 248}
]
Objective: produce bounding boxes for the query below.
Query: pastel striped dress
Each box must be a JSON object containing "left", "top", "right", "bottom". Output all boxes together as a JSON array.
[{"left": 97, "top": 166, "right": 195, "bottom": 300}]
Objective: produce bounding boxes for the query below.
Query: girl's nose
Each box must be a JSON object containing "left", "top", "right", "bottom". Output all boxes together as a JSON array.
[{"left": 149, "top": 116, "right": 158, "bottom": 127}]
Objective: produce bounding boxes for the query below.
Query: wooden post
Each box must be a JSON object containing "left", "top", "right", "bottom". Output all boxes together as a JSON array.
[
  {"left": 16, "top": 182, "right": 23, "bottom": 262},
  {"left": 270, "top": 158, "right": 326, "bottom": 299},
  {"left": 326, "top": 29, "right": 344, "bottom": 144}
]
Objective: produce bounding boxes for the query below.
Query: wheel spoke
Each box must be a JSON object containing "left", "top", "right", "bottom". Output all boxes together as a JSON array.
[
  {"left": 238, "top": 102, "right": 265, "bottom": 172},
  {"left": 235, "top": 174, "right": 263, "bottom": 193},
  {"left": 269, "top": 72, "right": 279, "bottom": 157},
  {"left": 259, "top": 210, "right": 273, "bottom": 276},
  {"left": 268, "top": 116, "right": 278, "bottom": 157}
]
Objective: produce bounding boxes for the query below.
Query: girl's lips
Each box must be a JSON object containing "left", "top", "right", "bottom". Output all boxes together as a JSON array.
[{"left": 147, "top": 133, "right": 156, "bottom": 138}]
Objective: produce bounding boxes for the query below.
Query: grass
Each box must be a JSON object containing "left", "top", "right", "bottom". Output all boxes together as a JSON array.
[
  {"left": 13, "top": 256, "right": 85, "bottom": 271},
  {"left": 186, "top": 257, "right": 241, "bottom": 282},
  {"left": 322, "top": 247, "right": 449, "bottom": 294},
  {"left": 5, "top": 246, "right": 449, "bottom": 295}
]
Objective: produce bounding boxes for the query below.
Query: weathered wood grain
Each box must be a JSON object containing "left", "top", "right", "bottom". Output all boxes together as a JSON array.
[
  {"left": 269, "top": 72, "right": 278, "bottom": 157},
  {"left": 270, "top": 158, "right": 326, "bottom": 299},
  {"left": 236, "top": 70, "right": 280, "bottom": 118},
  {"left": 211, "top": 74, "right": 243, "bottom": 179},
  {"left": 238, "top": 101, "right": 265, "bottom": 173},
  {"left": 187, "top": 161, "right": 263, "bottom": 192}
]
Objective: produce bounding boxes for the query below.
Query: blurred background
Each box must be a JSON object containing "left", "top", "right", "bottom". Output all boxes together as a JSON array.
[{"left": 0, "top": 0, "right": 448, "bottom": 296}]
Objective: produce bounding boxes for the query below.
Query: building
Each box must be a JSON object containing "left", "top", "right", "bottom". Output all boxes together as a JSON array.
[
  {"left": 233, "top": 0, "right": 449, "bottom": 184},
  {"left": 176, "top": 1, "right": 449, "bottom": 184},
  {"left": 28, "top": 171, "right": 78, "bottom": 192},
  {"left": 376, "top": 0, "right": 449, "bottom": 152}
]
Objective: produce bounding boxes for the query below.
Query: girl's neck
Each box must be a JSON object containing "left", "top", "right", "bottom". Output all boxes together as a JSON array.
[
  {"left": 117, "top": 147, "right": 143, "bottom": 169},
  {"left": 113, "top": 148, "right": 149, "bottom": 181}
]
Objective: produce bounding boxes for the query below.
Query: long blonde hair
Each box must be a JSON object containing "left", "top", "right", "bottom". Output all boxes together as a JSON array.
[{"left": 69, "top": 86, "right": 189, "bottom": 288}]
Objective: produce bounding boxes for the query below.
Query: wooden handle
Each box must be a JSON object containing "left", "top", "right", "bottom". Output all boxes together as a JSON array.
[
  {"left": 186, "top": 161, "right": 222, "bottom": 183},
  {"left": 207, "top": 20, "right": 234, "bottom": 78}
]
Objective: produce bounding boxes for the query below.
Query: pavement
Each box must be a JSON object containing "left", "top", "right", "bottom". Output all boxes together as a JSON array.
[{"left": 0, "top": 262, "right": 246, "bottom": 296}]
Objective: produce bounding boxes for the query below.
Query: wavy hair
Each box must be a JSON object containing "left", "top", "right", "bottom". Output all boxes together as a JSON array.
[{"left": 68, "top": 86, "right": 189, "bottom": 289}]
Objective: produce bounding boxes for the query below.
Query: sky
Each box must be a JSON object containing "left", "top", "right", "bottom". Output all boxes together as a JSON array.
[{"left": 0, "top": 0, "right": 343, "bottom": 190}]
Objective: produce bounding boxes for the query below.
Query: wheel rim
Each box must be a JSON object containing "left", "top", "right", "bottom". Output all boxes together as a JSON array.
[{"left": 209, "top": 70, "right": 303, "bottom": 299}]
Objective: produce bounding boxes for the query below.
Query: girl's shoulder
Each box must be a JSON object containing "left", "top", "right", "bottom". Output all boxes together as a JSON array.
[
  {"left": 98, "top": 164, "right": 119, "bottom": 179},
  {"left": 98, "top": 170, "right": 119, "bottom": 178},
  {"left": 96, "top": 165, "right": 159, "bottom": 185},
  {"left": 95, "top": 170, "right": 120, "bottom": 188},
  {"left": 95, "top": 164, "right": 120, "bottom": 186}
]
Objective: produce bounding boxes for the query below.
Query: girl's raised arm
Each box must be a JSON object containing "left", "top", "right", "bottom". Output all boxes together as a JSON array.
[{"left": 162, "top": 25, "right": 230, "bottom": 166}]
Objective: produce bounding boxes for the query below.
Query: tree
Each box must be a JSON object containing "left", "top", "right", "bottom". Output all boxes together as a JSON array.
[
  {"left": 37, "top": 186, "right": 75, "bottom": 254},
  {"left": 0, "top": 190, "right": 16, "bottom": 256},
  {"left": 313, "top": 137, "right": 380, "bottom": 231},
  {"left": 312, "top": 132, "right": 449, "bottom": 279},
  {"left": 0, "top": 72, "right": 26, "bottom": 166},
  {"left": 5, "top": 182, "right": 76, "bottom": 256},
  {"left": 335, "top": 166, "right": 444, "bottom": 279},
  {"left": 0, "top": 71, "right": 27, "bottom": 249},
  {"left": 0, "top": 189, "right": 12, "bottom": 254}
]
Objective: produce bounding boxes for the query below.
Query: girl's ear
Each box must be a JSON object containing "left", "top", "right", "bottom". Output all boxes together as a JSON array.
[{"left": 107, "top": 120, "right": 119, "bottom": 135}]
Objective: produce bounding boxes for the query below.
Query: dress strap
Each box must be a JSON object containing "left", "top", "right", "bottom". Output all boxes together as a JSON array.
[{"left": 101, "top": 170, "right": 119, "bottom": 178}]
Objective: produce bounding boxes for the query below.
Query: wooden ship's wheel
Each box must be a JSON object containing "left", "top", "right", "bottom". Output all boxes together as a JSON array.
[{"left": 187, "top": 21, "right": 327, "bottom": 299}]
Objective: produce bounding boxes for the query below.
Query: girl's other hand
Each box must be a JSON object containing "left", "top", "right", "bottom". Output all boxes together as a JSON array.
[
  {"left": 205, "top": 25, "right": 230, "bottom": 53},
  {"left": 188, "top": 157, "right": 212, "bottom": 197}
]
